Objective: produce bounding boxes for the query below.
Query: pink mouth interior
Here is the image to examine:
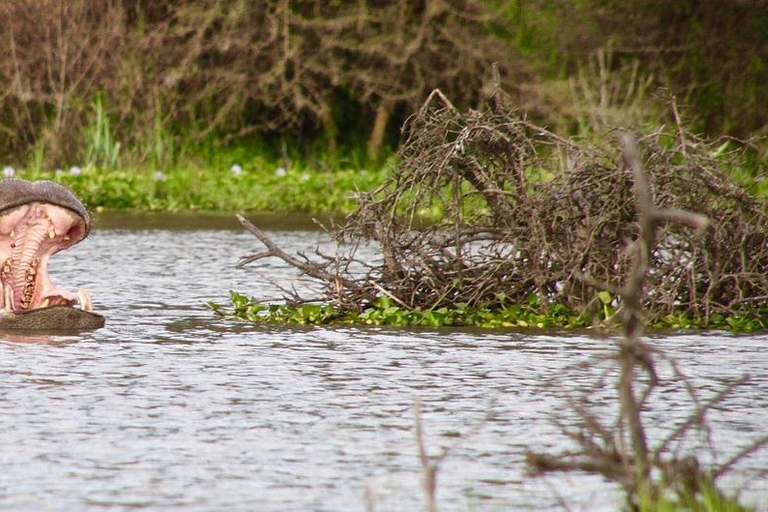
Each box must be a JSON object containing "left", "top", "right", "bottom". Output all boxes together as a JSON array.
[{"left": 0, "top": 202, "right": 87, "bottom": 311}]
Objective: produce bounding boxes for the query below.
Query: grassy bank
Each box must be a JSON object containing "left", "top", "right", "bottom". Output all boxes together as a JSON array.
[{"left": 4, "top": 143, "right": 391, "bottom": 215}]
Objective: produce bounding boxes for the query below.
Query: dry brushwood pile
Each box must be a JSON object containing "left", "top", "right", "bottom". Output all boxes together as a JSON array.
[{"left": 240, "top": 90, "right": 768, "bottom": 323}]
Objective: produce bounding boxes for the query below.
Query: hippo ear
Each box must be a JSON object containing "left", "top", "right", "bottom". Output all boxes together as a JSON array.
[{"left": 0, "top": 179, "right": 91, "bottom": 240}]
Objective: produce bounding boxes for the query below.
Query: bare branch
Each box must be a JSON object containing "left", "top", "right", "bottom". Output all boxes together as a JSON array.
[{"left": 236, "top": 214, "right": 359, "bottom": 292}]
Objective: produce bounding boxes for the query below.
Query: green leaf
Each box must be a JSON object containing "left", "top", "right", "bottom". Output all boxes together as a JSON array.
[
  {"left": 597, "top": 291, "right": 612, "bottom": 305},
  {"left": 709, "top": 140, "right": 730, "bottom": 159}
]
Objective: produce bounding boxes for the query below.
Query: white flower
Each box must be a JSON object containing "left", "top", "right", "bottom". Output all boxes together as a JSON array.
[
  {"left": 55, "top": 169, "right": 63, "bottom": 177},
  {"left": 230, "top": 164, "right": 243, "bottom": 176},
  {"left": 300, "top": 172, "right": 310, "bottom": 183},
  {"left": 275, "top": 166, "right": 287, "bottom": 177},
  {"left": 69, "top": 166, "right": 82, "bottom": 176},
  {"left": 154, "top": 171, "right": 167, "bottom": 182},
  {"left": 2, "top": 166, "right": 15, "bottom": 178}
]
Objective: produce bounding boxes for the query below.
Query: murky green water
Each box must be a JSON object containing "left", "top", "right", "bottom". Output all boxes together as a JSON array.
[{"left": 1, "top": 214, "right": 766, "bottom": 511}]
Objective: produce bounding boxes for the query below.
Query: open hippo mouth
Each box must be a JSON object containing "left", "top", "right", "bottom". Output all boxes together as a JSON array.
[{"left": 0, "top": 179, "right": 104, "bottom": 330}]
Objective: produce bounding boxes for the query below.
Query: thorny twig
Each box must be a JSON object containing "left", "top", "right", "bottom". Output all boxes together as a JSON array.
[{"left": 236, "top": 214, "right": 360, "bottom": 298}]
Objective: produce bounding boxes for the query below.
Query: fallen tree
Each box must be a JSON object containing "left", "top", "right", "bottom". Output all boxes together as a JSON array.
[{"left": 236, "top": 88, "right": 768, "bottom": 326}]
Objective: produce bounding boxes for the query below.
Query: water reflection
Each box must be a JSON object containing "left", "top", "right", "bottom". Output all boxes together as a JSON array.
[
  {"left": 0, "top": 218, "right": 765, "bottom": 512},
  {"left": 0, "top": 332, "right": 79, "bottom": 346}
]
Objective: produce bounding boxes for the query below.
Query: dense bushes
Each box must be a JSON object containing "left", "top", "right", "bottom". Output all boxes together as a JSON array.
[
  {"left": 513, "top": 0, "right": 768, "bottom": 136},
  {"left": 0, "top": 0, "right": 530, "bottom": 166},
  {"left": 2, "top": 1, "right": 766, "bottom": 168},
  {"left": 0, "top": 1, "right": 126, "bottom": 162}
]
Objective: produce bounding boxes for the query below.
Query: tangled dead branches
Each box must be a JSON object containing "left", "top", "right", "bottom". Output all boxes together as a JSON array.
[
  {"left": 526, "top": 135, "right": 768, "bottom": 508},
  {"left": 239, "top": 88, "right": 768, "bottom": 323},
  {"left": 526, "top": 348, "right": 768, "bottom": 504}
]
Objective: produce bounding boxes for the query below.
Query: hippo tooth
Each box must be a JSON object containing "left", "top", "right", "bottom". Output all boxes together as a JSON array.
[
  {"left": 48, "top": 229, "right": 55, "bottom": 239},
  {"left": 77, "top": 287, "right": 93, "bottom": 312},
  {"left": 4, "top": 285, "right": 13, "bottom": 312},
  {"left": 39, "top": 298, "right": 50, "bottom": 308}
]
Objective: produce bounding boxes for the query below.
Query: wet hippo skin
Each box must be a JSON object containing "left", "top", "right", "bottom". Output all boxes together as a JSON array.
[{"left": 0, "top": 179, "right": 104, "bottom": 330}]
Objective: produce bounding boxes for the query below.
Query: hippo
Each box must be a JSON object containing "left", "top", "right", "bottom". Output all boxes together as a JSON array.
[{"left": 0, "top": 178, "right": 104, "bottom": 330}]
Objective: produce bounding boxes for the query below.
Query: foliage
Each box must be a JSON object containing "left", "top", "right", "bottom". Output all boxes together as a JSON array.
[
  {"left": 209, "top": 291, "right": 591, "bottom": 328},
  {"left": 502, "top": 0, "right": 768, "bottom": 137},
  {"left": 5, "top": 0, "right": 767, "bottom": 170},
  {"left": 0, "top": 0, "right": 126, "bottom": 163},
  {"left": 11, "top": 142, "right": 390, "bottom": 214},
  {"left": 653, "top": 311, "right": 768, "bottom": 333},
  {"left": 636, "top": 478, "right": 754, "bottom": 512},
  {"left": 84, "top": 95, "right": 121, "bottom": 169},
  {"left": 210, "top": 291, "right": 768, "bottom": 332},
  {"left": 0, "top": 0, "right": 530, "bottom": 166}
]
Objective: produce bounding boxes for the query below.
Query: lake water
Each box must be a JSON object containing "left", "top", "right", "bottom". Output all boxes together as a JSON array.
[{"left": 1, "top": 213, "right": 766, "bottom": 512}]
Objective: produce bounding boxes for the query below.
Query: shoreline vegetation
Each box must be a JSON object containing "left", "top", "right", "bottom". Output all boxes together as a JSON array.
[
  {"left": 208, "top": 291, "right": 768, "bottom": 333},
  {"left": 2, "top": 143, "right": 392, "bottom": 215}
]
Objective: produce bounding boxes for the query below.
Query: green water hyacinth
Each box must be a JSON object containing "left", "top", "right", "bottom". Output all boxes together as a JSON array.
[
  {"left": 210, "top": 292, "right": 768, "bottom": 332},
  {"left": 14, "top": 157, "right": 389, "bottom": 215},
  {"left": 209, "top": 292, "right": 593, "bottom": 329}
]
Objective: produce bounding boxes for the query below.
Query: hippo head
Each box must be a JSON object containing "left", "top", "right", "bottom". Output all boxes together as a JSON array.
[{"left": 0, "top": 179, "right": 104, "bottom": 330}]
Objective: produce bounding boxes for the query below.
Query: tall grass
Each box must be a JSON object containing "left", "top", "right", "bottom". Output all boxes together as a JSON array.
[
  {"left": 147, "top": 100, "right": 177, "bottom": 170},
  {"left": 84, "top": 95, "right": 121, "bottom": 169},
  {"left": 570, "top": 46, "right": 657, "bottom": 133}
]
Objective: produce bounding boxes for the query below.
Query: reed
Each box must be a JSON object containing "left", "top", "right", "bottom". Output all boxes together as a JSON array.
[{"left": 84, "top": 95, "right": 121, "bottom": 169}]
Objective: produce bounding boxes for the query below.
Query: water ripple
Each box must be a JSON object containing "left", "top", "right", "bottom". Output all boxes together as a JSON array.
[{"left": 0, "top": 226, "right": 766, "bottom": 511}]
